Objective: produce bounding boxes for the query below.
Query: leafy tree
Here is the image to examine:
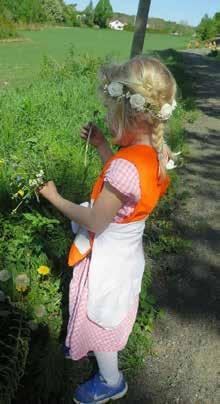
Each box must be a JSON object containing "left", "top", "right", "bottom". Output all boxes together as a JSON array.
[
  {"left": 197, "top": 14, "right": 217, "bottom": 40},
  {"left": 84, "top": 1, "right": 94, "bottom": 27},
  {"left": 1, "top": 0, "right": 43, "bottom": 23},
  {"left": 214, "top": 12, "right": 220, "bottom": 34},
  {"left": 41, "top": 0, "right": 65, "bottom": 23},
  {"left": 94, "top": 0, "right": 113, "bottom": 28},
  {"left": 17, "top": 0, "right": 43, "bottom": 23},
  {"left": 63, "top": 3, "right": 78, "bottom": 26}
]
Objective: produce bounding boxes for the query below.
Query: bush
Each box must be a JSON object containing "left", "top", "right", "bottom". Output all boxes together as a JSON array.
[
  {"left": 124, "top": 22, "right": 135, "bottom": 32},
  {"left": 0, "top": 16, "right": 17, "bottom": 39},
  {"left": 196, "top": 14, "right": 217, "bottom": 41}
]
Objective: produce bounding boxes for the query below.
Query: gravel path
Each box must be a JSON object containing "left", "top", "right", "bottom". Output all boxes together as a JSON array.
[{"left": 121, "top": 51, "right": 220, "bottom": 403}]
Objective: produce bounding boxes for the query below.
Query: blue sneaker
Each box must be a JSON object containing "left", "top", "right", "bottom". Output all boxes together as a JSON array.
[
  {"left": 73, "top": 372, "right": 128, "bottom": 403},
  {"left": 61, "top": 344, "right": 71, "bottom": 359}
]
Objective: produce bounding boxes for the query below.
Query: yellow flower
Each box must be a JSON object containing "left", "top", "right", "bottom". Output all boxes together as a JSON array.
[
  {"left": 0, "top": 159, "right": 4, "bottom": 165},
  {"left": 37, "top": 266, "right": 50, "bottom": 276},
  {"left": 17, "top": 189, "right": 24, "bottom": 198},
  {"left": 16, "top": 285, "right": 28, "bottom": 292},
  {"left": 15, "top": 273, "right": 30, "bottom": 293}
]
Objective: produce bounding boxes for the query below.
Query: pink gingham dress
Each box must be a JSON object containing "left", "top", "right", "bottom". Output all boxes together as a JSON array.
[{"left": 66, "top": 158, "right": 141, "bottom": 360}]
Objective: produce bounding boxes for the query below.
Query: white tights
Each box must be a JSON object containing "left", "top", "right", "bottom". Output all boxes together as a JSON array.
[{"left": 94, "top": 351, "right": 121, "bottom": 386}]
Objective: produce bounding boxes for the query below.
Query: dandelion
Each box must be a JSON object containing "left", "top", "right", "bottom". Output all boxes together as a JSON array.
[
  {"left": 16, "top": 189, "right": 24, "bottom": 198},
  {"left": 15, "top": 273, "right": 30, "bottom": 292},
  {"left": 34, "top": 304, "right": 47, "bottom": 318},
  {"left": 37, "top": 265, "right": 50, "bottom": 276},
  {"left": 0, "top": 270, "right": 11, "bottom": 282},
  {"left": 0, "top": 290, "right": 5, "bottom": 302}
]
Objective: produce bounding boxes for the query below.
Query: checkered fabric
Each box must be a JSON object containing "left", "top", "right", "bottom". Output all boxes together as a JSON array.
[{"left": 65, "top": 159, "right": 141, "bottom": 360}]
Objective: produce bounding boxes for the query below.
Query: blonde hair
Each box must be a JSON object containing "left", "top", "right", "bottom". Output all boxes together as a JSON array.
[{"left": 99, "top": 55, "right": 177, "bottom": 182}]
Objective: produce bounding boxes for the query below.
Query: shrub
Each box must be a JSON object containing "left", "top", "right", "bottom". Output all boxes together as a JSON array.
[
  {"left": 0, "top": 16, "right": 17, "bottom": 39},
  {"left": 124, "top": 22, "right": 135, "bottom": 32}
]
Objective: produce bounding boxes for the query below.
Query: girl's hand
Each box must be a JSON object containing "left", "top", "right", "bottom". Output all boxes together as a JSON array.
[
  {"left": 38, "top": 181, "right": 59, "bottom": 203},
  {"left": 80, "top": 123, "right": 105, "bottom": 148}
]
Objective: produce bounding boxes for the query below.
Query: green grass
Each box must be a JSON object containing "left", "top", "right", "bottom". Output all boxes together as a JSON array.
[{"left": 0, "top": 27, "right": 191, "bottom": 87}]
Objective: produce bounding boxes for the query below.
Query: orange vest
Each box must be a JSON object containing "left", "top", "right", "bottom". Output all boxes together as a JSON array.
[{"left": 68, "top": 144, "right": 170, "bottom": 266}]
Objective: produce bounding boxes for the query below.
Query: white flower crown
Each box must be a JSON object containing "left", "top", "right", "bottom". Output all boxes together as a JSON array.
[{"left": 104, "top": 81, "right": 177, "bottom": 121}]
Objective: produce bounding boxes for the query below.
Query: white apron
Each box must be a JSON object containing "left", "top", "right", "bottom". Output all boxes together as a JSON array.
[{"left": 71, "top": 210, "right": 146, "bottom": 329}]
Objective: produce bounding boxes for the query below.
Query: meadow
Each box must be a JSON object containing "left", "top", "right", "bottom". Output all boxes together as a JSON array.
[
  {"left": 0, "top": 28, "right": 196, "bottom": 403},
  {"left": 0, "top": 27, "right": 191, "bottom": 87}
]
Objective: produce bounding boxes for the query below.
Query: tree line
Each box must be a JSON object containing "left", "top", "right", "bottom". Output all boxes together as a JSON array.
[
  {"left": 0, "top": 0, "right": 113, "bottom": 28},
  {"left": 196, "top": 12, "right": 220, "bottom": 40}
]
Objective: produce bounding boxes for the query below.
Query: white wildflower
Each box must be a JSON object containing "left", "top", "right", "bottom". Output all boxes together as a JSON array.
[
  {"left": 107, "top": 82, "right": 123, "bottom": 97},
  {"left": 29, "top": 179, "right": 38, "bottom": 187},
  {"left": 15, "top": 273, "right": 30, "bottom": 292},
  {"left": 0, "top": 270, "right": 11, "bottom": 282},
  {"left": 36, "top": 170, "right": 44, "bottom": 178},
  {"left": 129, "top": 94, "right": 146, "bottom": 111},
  {"left": 34, "top": 304, "right": 47, "bottom": 318}
]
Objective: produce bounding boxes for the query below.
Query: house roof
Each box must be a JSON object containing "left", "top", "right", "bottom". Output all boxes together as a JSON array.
[{"left": 109, "top": 20, "right": 125, "bottom": 26}]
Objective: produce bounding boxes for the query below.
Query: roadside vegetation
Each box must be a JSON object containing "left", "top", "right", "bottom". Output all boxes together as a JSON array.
[{"left": 0, "top": 47, "right": 198, "bottom": 403}]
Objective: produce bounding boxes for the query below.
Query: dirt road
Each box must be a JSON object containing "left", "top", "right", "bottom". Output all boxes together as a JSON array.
[{"left": 123, "top": 52, "right": 220, "bottom": 404}]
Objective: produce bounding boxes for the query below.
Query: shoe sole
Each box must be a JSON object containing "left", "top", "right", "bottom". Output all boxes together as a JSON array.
[{"left": 73, "top": 382, "right": 128, "bottom": 404}]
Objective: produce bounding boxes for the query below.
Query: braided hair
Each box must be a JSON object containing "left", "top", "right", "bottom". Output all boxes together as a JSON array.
[{"left": 99, "top": 55, "right": 177, "bottom": 181}]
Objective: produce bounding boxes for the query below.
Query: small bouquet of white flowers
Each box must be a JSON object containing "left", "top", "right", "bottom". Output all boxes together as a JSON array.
[
  {"left": 11, "top": 168, "right": 46, "bottom": 214},
  {"left": 0, "top": 153, "right": 48, "bottom": 214}
]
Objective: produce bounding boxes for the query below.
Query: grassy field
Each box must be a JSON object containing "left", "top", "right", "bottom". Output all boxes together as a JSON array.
[{"left": 0, "top": 27, "right": 191, "bottom": 87}]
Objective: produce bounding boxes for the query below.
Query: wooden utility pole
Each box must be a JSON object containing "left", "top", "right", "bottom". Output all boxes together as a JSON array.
[{"left": 130, "top": 0, "right": 152, "bottom": 58}]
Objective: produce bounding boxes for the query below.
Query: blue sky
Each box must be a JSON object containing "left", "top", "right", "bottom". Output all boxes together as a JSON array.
[{"left": 66, "top": 0, "right": 219, "bottom": 26}]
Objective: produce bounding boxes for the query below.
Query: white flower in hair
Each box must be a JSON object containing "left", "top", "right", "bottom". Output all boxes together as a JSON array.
[
  {"left": 129, "top": 94, "right": 146, "bottom": 111},
  {"left": 166, "top": 159, "right": 176, "bottom": 170},
  {"left": 107, "top": 82, "right": 123, "bottom": 97},
  {"left": 159, "top": 100, "right": 177, "bottom": 121},
  {"left": 159, "top": 103, "right": 173, "bottom": 120},
  {"left": 171, "top": 99, "right": 177, "bottom": 111}
]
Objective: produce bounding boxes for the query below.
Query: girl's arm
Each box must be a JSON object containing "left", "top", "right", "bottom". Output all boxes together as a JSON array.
[
  {"left": 39, "top": 181, "right": 123, "bottom": 234},
  {"left": 97, "top": 140, "right": 113, "bottom": 164}
]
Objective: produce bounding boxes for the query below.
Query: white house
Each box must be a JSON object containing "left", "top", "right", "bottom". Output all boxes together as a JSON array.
[{"left": 109, "top": 20, "right": 125, "bottom": 31}]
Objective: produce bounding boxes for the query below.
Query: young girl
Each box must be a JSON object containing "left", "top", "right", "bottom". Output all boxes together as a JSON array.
[{"left": 39, "top": 55, "right": 177, "bottom": 403}]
